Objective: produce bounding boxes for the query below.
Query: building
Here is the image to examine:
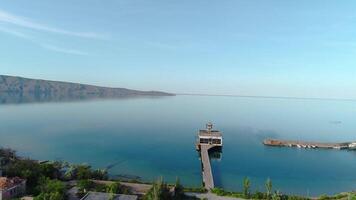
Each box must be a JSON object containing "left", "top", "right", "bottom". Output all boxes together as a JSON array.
[
  {"left": 348, "top": 142, "right": 356, "bottom": 150},
  {"left": 197, "top": 122, "right": 223, "bottom": 147},
  {"left": 0, "top": 177, "right": 26, "bottom": 200}
]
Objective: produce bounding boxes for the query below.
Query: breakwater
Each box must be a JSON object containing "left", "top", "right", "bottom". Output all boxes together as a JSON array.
[{"left": 263, "top": 139, "right": 356, "bottom": 150}]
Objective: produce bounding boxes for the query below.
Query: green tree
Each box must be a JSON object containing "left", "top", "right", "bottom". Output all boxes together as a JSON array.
[
  {"left": 91, "top": 169, "right": 108, "bottom": 180},
  {"left": 75, "top": 165, "right": 92, "bottom": 179},
  {"left": 243, "top": 177, "right": 250, "bottom": 198},
  {"left": 272, "top": 191, "right": 281, "bottom": 200},
  {"left": 77, "top": 179, "right": 93, "bottom": 193},
  {"left": 265, "top": 178, "right": 273, "bottom": 200},
  {"left": 5, "top": 159, "right": 43, "bottom": 193},
  {"left": 144, "top": 177, "right": 171, "bottom": 200},
  {"left": 109, "top": 192, "right": 115, "bottom": 200},
  {"left": 35, "top": 177, "right": 66, "bottom": 200},
  {"left": 0, "top": 148, "right": 18, "bottom": 164},
  {"left": 39, "top": 163, "right": 60, "bottom": 179},
  {"left": 106, "top": 182, "right": 120, "bottom": 200},
  {"left": 348, "top": 193, "right": 356, "bottom": 200},
  {"left": 106, "top": 182, "right": 120, "bottom": 194},
  {"left": 173, "top": 178, "right": 184, "bottom": 200}
]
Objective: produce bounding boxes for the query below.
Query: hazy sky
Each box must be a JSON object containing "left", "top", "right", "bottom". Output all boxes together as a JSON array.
[{"left": 0, "top": 1, "right": 355, "bottom": 98}]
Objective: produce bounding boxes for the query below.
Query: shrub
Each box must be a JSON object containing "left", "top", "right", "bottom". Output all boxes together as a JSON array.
[
  {"left": 77, "top": 179, "right": 93, "bottom": 193},
  {"left": 35, "top": 177, "right": 66, "bottom": 200},
  {"left": 144, "top": 178, "right": 171, "bottom": 200}
]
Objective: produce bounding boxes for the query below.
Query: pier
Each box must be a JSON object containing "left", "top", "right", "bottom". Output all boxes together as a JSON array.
[
  {"left": 264, "top": 139, "right": 356, "bottom": 150},
  {"left": 196, "top": 123, "right": 223, "bottom": 190}
]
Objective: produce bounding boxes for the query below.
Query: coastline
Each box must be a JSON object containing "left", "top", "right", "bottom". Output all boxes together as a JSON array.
[{"left": 2, "top": 147, "right": 356, "bottom": 200}]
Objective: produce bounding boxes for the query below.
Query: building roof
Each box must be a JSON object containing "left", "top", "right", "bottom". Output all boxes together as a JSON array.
[
  {"left": 198, "top": 130, "right": 222, "bottom": 137},
  {"left": 81, "top": 192, "right": 138, "bottom": 200},
  {"left": 0, "top": 177, "right": 25, "bottom": 190}
]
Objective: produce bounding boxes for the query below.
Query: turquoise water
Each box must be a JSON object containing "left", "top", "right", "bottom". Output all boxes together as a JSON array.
[{"left": 1, "top": 95, "right": 356, "bottom": 196}]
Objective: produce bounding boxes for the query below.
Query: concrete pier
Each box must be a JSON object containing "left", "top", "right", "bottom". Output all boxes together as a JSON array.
[
  {"left": 200, "top": 145, "right": 215, "bottom": 189},
  {"left": 263, "top": 139, "right": 356, "bottom": 150}
]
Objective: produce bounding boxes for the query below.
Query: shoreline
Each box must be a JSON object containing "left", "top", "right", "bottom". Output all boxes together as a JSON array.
[{"left": 2, "top": 147, "right": 356, "bottom": 199}]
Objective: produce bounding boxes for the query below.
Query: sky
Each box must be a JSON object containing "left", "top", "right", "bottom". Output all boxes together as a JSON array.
[{"left": 0, "top": 0, "right": 355, "bottom": 99}]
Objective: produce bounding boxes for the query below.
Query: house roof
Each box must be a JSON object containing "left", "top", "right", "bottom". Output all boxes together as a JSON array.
[
  {"left": 81, "top": 192, "right": 138, "bottom": 200},
  {"left": 0, "top": 177, "right": 25, "bottom": 190}
]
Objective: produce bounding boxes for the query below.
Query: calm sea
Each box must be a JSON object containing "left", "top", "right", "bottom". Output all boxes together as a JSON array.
[{"left": 1, "top": 95, "right": 356, "bottom": 196}]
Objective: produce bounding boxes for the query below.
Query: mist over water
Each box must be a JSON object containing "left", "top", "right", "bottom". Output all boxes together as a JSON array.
[{"left": 0, "top": 95, "right": 356, "bottom": 196}]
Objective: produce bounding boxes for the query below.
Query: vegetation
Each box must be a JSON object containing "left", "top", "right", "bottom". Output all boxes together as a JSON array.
[
  {"left": 318, "top": 193, "right": 356, "bottom": 200},
  {"left": 62, "top": 164, "right": 108, "bottom": 180},
  {"left": 182, "top": 187, "right": 207, "bottom": 193},
  {"left": 0, "top": 148, "right": 108, "bottom": 197},
  {"left": 211, "top": 187, "right": 245, "bottom": 198},
  {"left": 77, "top": 179, "right": 93, "bottom": 195},
  {"left": 77, "top": 179, "right": 132, "bottom": 197},
  {"left": 144, "top": 178, "right": 171, "bottom": 200},
  {"left": 266, "top": 178, "right": 273, "bottom": 200},
  {"left": 3, "top": 158, "right": 61, "bottom": 193},
  {"left": 2, "top": 148, "right": 356, "bottom": 200},
  {"left": 243, "top": 177, "right": 250, "bottom": 198},
  {"left": 34, "top": 177, "right": 66, "bottom": 200},
  {"left": 212, "top": 186, "right": 311, "bottom": 200},
  {"left": 0, "top": 148, "right": 18, "bottom": 164},
  {"left": 348, "top": 193, "right": 356, "bottom": 200},
  {"left": 211, "top": 178, "right": 309, "bottom": 200},
  {"left": 143, "top": 177, "right": 199, "bottom": 200},
  {"left": 173, "top": 178, "right": 184, "bottom": 200},
  {"left": 211, "top": 178, "right": 356, "bottom": 200}
]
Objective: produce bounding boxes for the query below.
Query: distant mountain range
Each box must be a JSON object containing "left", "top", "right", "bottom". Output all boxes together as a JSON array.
[{"left": 0, "top": 75, "right": 174, "bottom": 104}]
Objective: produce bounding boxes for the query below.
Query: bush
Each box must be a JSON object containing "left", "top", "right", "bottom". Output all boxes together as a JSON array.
[
  {"left": 183, "top": 187, "right": 207, "bottom": 193},
  {"left": 4, "top": 159, "right": 51, "bottom": 194},
  {"left": 319, "top": 194, "right": 331, "bottom": 200},
  {"left": 106, "top": 182, "right": 120, "bottom": 194},
  {"left": 94, "top": 183, "right": 108, "bottom": 192},
  {"left": 348, "top": 193, "right": 356, "bottom": 200},
  {"left": 144, "top": 178, "right": 171, "bottom": 200},
  {"left": 211, "top": 188, "right": 226, "bottom": 196},
  {"left": 173, "top": 178, "right": 184, "bottom": 200},
  {"left": 91, "top": 169, "right": 108, "bottom": 180},
  {"left": 35, "top": 177, "right": 66, "bottom": 200},
  {"left": 251, "top": 191, "right": 266, "bottom": 199},
  {"left": 77, "top": 179, "right": 93, "bottom": 193}
]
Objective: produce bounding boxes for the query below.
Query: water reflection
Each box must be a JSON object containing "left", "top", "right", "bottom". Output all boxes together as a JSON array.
[{"left": 0, "top": 92, "right": 168, "bottom": 104}]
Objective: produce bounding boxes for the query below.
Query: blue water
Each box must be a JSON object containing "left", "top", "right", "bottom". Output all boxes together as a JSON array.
[{"left": 0, "top": 95, "right": 356, "bottom": 196}]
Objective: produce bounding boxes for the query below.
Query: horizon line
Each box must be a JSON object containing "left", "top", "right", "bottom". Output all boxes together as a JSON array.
[{"left": 176, "top": 93, "right": 356, "bottom": 102}]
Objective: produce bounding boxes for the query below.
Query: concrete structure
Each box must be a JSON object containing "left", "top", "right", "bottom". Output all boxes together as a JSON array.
[
  {"left": 263, "top": 139, "right": 356, "bottom": 150},
  {"left": 0, "top": 177, "right": 26, "bottom": 200},
  {"left": 80, "top": 192, "right": 138, "bottom": 200},
  {"left": 197, "top": 123, "right": 223, "bottom": 147},
  {"left": 196, "top": 123, "right": 223, "bottom": 190},
  {"left": 348, "top": 142, "right": 356, "bottom": 150}
]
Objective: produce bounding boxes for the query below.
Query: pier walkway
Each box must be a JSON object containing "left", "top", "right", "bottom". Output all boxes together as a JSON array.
[{"left": 200, "top": 145, "right": 215, "bottom": 189}]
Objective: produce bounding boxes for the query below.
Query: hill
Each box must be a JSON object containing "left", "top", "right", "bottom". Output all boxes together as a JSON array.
[{"left": 0, "top": 75, "right": 174, "bottom": 104}]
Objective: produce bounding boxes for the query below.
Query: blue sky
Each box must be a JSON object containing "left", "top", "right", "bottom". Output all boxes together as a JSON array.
[{"left": 0, "top": 0, "right": 355, "bottom": 98}]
